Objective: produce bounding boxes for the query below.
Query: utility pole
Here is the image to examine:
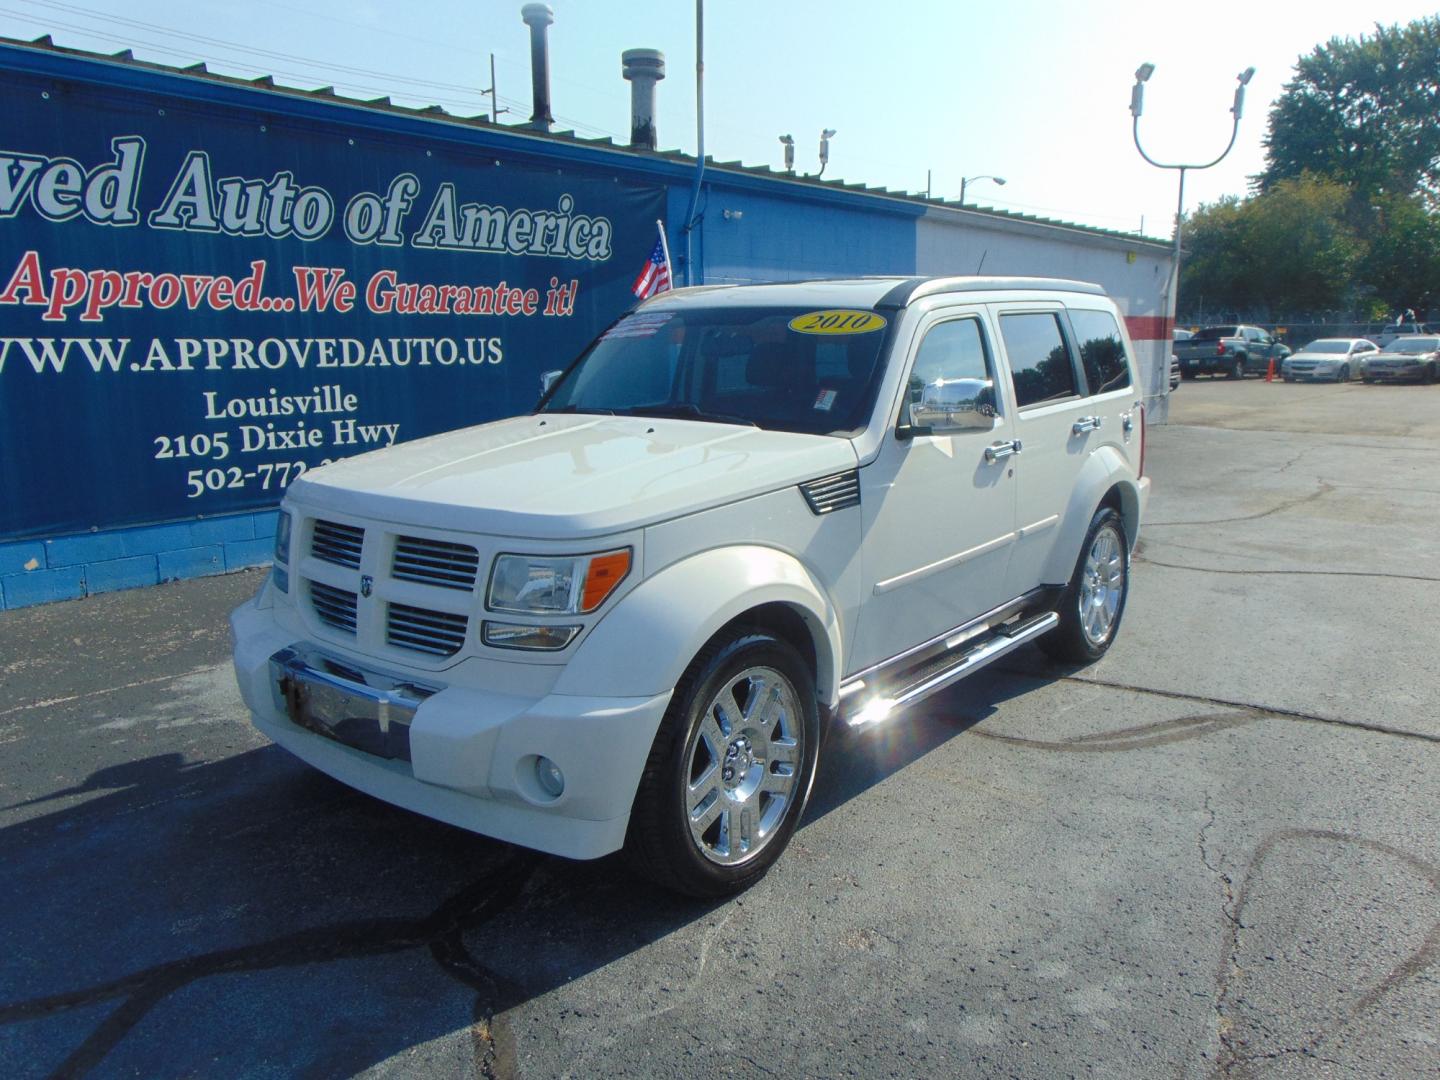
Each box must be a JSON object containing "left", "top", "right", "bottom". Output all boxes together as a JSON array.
[{"left": 481, "top": 53, "right": 508, "bottom": 123}]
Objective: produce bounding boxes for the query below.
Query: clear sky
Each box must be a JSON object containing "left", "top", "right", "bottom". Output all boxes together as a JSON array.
[{"left": 1, "top": 0, "right": 1433, "bottom": 239}]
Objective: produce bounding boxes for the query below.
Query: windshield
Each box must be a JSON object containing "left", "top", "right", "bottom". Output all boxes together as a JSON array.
[
  {"left": 539, "top": 306, "right": 892, "bottom": 436},
  {"left": 1193, "top": 326, "right": 1239, "bottom": 341},
  {"left": 1387, "top": 337, "right": 1440, "bottom": 354},
  {"left": 1300, "top": 340, "right": 1350, "bottom": 354}
]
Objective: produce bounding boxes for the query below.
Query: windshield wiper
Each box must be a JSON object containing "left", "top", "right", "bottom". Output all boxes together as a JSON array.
[
  {"left": 541, "top": 405, "right": 616, "bottom": 415},
  {"left": 622, "top": 404, "right": 758, "bottom": 427}
]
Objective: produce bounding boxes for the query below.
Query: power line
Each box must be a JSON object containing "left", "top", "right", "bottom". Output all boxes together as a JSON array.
[{"left": 0, "top": 5, "right": 622, "bottom": 138}]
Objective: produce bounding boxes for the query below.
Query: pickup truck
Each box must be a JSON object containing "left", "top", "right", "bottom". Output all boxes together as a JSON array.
[
  {"left": 1174, "top": 325, "right": 1290, "bottom": 379},
  {"left": 231, "top": 275, "right": 1150, "bottom": 896}
]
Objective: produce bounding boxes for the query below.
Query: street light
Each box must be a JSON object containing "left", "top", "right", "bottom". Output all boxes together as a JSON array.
[
  {"left": 1131, "top": 62, "right": 1255, "bottom": 343},
  {"left": 959, "top": 174, "right": 1006, "bottom": 206}
]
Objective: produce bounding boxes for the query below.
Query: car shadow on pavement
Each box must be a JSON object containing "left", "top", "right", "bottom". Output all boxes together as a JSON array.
[{"left": 0, "top": 651, "right": 1088, "bottom": 1079}]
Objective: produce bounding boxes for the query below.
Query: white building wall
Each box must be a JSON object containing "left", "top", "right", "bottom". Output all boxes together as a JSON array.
[{"left": 916, "top": 209, "right": 1174, "bottom": 422}]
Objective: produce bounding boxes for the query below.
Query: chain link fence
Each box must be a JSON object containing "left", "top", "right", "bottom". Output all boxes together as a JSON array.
[{"left": 1176, "top": 310, "right": 1437, "bottom": 345}]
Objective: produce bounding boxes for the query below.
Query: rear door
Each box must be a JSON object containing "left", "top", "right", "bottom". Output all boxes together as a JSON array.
[{"left": 996, "top": 302, "right": 1136, "bottom": 596}]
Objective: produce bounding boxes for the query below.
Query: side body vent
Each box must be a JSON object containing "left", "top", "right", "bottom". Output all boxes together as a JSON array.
[
  {"left": 311, "top": 519, "right": 364, "bottom": 569},
  {"left": 392, "top": 536, "right": 480, "bottom": 591},
  {"left": 799, "top": 470, "right": 861, "bottom": 515}
]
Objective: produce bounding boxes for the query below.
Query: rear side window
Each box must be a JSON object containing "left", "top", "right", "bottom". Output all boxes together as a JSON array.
[
  {"left": 1069, "top": 309, "right": 1132, "bottom": 394},
  {"left": 999, "top": 312, "right": 1077, "bottom": 407}
]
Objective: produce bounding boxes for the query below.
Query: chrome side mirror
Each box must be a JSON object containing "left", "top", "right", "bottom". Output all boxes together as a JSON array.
[
  {"left": 909, "top": 377, "right": 998, "bottom": 434},
  {"left": 540, "top": 369, "right": 563, "bottom": 395}
]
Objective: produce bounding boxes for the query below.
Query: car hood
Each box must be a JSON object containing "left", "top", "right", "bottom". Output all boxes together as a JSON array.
[
  {"left": 288, "top": 413, "right": 858, "bottom": 539},
  {"left": 1371, "top": 349, "right": 1437, "bottom": 360}
]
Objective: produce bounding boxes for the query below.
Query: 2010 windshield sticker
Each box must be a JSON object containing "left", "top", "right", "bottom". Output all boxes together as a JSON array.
[
  {"left": 600, "top": 311, "right": 674, "bottom": 340},
  {"left": 788, "top": 310, "right": 886, "bottom": 335}
]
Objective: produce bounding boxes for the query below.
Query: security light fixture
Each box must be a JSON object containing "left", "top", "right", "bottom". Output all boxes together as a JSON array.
[
  {"left": 779, "top": 133, "right": 795, "bottom": 172},
  {"left": 817, "top": 128, "right": 837, "bottom": 176}
]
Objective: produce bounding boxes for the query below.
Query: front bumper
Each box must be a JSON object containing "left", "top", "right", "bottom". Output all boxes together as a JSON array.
[
  {"left": 1364, "top": 366, "right": 1425, "bottom": 382},
  {"left": 1285, "top": 365, "right": 1342, "bottom": 382},
  {"left": 231, "top": 592, "right": 672, "bottom": 860}
]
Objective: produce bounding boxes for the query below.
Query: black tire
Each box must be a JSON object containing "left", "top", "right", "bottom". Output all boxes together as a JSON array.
[
  {"left": 1227, "top": 357, "right": 1245, "bottom": 380},
  {"left": 623, "top": 627, "right": 820, "bottom": 897},
  {"left": 1362, "top": 376, "right": 1375, "bottom": 384},
  {"left": 1283, "top": 375, "right": 1295, "bottom": 383},
  {"left": 1040, "top": 507, "right": 1131, "bottom": 664},
  {"left": 1180, "top": 368, "right": 1194, "bottom": 381},
  {"left": 1337, "top": 365, "right": 1350, "bottom": 382},
  {"left": 1426, "top": 363, "right": 1437, "bottom": 385}
]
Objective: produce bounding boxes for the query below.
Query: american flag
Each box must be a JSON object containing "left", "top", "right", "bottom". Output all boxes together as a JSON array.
[{"left": 631, "top": 232, "right": 672, "bottom": 299}]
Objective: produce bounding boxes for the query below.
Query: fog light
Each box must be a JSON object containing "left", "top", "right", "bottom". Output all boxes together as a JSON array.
[{"left": 535, "top": 756, "right": 565, "bottom": 798}]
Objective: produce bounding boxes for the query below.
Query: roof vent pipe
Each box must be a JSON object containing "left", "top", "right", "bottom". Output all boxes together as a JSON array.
[
  {"left": 520, "top": 3, "right": 554, "bottom": 132},
  {"left": 621, "top": 49, "right": 665, "bottom": 150}
]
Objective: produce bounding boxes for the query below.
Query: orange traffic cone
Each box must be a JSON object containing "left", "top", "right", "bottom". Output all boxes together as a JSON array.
[{"left": 1266, "top": 357, "right": 1276, "bottom": 382}]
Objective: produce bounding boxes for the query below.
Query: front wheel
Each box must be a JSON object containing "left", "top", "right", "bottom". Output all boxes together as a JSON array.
[
  {"left": 1337, "top": 364, "right": 1350, "bottom": 382},
  {"left": 1040, "top": 508, "right": 1130, "bottom": 664},
  {"left": 624, "top": 628, "right": 820, "bottom": 897},
  {"left": 1426, "top": 363, "right": 1437, "bottom": 385}
]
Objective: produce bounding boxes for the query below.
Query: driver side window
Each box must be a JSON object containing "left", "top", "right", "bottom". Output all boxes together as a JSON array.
[{"left": 907, "top": 318, "right": 996, "bottom": 409}]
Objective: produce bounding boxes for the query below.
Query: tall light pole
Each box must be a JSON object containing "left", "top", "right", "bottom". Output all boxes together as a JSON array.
[
  {"left": 1131, "top": 63, "right": 1255, "bottom": 327},
  {"left": 959, "top": 174, "right": 1006, "bottom": 206}
]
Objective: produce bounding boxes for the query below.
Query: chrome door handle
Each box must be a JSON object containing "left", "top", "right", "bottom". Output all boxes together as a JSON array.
[
  {"left": 984, "top": 439, "right": 1021, "bottom": 463},
  {"left": 1071, "top": 416, "right": 1102, "bottom": 434}
]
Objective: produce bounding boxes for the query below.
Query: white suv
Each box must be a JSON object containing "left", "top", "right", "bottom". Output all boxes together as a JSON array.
[{"left": 232, "top": 276, "right": 1150, "bottom": 895}]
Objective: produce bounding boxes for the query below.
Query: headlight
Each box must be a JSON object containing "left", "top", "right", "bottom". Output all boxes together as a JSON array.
[
  {"left": 274, "top": 510, "right": 293, "bottom": 564},
  {"left": 487, "top": 549, "right": 632, "bottom": 615}
]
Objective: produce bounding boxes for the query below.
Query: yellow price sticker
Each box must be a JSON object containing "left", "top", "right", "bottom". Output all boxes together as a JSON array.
[{"left": 787, "top": 309, "right": 888, "bottom": 335}]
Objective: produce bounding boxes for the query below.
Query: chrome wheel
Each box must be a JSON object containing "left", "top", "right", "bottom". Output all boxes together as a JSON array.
[
  {"left": 683, "top": 665, "right": 803, "bottom": 867},
  {"left": 1078, "top": 525, "right": 1126, "bottom": 646}
]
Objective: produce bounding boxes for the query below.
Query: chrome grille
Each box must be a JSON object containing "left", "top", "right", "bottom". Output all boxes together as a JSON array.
[
  {"left": 391, "top": 535, "right": 480, "bottom": 591},
  {"left": 800, "top": 470, "right": 861, "bottom": 515},
  {"left": 311, "top": 519, "right": 364, "bottom": 569},
  {"left": 309, "top": 580, "right": 358, "bottom": 635},
  {"left": 387, "top": 603, "right": 468, "bottom": 657}
]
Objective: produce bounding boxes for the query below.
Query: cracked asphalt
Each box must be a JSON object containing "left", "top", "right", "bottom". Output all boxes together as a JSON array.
[{"left": 1, "top": 378, "right": 1436, "bottom": 1078}]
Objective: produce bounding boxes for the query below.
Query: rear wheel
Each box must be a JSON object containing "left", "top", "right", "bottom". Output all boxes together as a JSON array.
[
  {"left": 1040, "top": 508, "right": 1130, "bottom": 664},
  {"left": 624, "top": 627, "right": 820, "bottom": 897},
  {"left": 1227, "top": 357, "right": 1245, "bottom": 380}
]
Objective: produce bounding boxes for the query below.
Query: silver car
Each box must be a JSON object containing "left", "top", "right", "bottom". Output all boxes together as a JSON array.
[
  {"left": 1282, "top": 338, "right": 1377, "bottom": 383},
  {"left": 1361, "top": 336, "right": 1440, "bottom": 384}
]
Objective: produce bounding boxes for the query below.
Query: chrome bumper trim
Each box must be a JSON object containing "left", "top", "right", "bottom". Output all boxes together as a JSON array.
[{"left": 269, "top": 645, "right": 441, "bottom": 762}]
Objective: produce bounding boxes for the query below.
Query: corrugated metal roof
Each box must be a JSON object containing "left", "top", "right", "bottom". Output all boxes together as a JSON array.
[{"left": 2, "top": 33, "right": 1164, "bottom": 247}]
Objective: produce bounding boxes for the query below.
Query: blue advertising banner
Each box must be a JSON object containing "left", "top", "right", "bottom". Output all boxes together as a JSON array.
[{"left": 0, "top": 56, "right": 666, "bottom": 540}]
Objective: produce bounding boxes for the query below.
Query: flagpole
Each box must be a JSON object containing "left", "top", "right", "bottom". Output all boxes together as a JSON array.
[{"left": 655, "top": 219, "right": 674, "bottom": 285}]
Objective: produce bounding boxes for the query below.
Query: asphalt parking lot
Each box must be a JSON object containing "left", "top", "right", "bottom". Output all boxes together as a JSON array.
[{"left": 1, "top": 378, "right": 1437, "bottom": 1079}]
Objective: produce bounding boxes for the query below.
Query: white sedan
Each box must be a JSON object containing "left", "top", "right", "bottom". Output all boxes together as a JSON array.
[{"left": 1282, "top": 338, "right": 1377, "bottom": 383}]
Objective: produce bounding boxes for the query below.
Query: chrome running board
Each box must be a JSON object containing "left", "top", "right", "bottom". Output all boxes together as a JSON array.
[{"left": 842, "top": 611, "right": 1058, "bottom": 727}]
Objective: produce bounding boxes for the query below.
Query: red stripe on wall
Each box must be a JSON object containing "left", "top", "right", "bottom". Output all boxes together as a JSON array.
[{"left": 1125, "top": 315, "right": 1173, "bottom": 342}]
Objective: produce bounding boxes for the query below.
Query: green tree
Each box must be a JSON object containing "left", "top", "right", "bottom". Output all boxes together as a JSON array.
[
  {"left": 1180, "top": 177, "right": 1363, "bottom": 313},
  {"left": 1259, "top": 17, "right": 1440, "bottom": 209},
  {"left": 1361, "top": 194, "right": 1440, "bottom": 310}
]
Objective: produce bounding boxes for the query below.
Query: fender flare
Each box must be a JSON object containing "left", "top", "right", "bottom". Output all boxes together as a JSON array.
[
  {"left": 553, "top": 545, "right": 843, "bottom": 705},
  {"left": 1042, "top": 447, "right": 1142, "bottom": 584}
]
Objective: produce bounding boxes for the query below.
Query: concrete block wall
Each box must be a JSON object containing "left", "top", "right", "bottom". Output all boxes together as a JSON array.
[{"left": 0, "top": 510, "right": 276, "bottom": 610}]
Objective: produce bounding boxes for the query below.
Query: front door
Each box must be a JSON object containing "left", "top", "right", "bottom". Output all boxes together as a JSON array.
[{"left": 850, "top": 309, "right": 1018, "bottom": 675}]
